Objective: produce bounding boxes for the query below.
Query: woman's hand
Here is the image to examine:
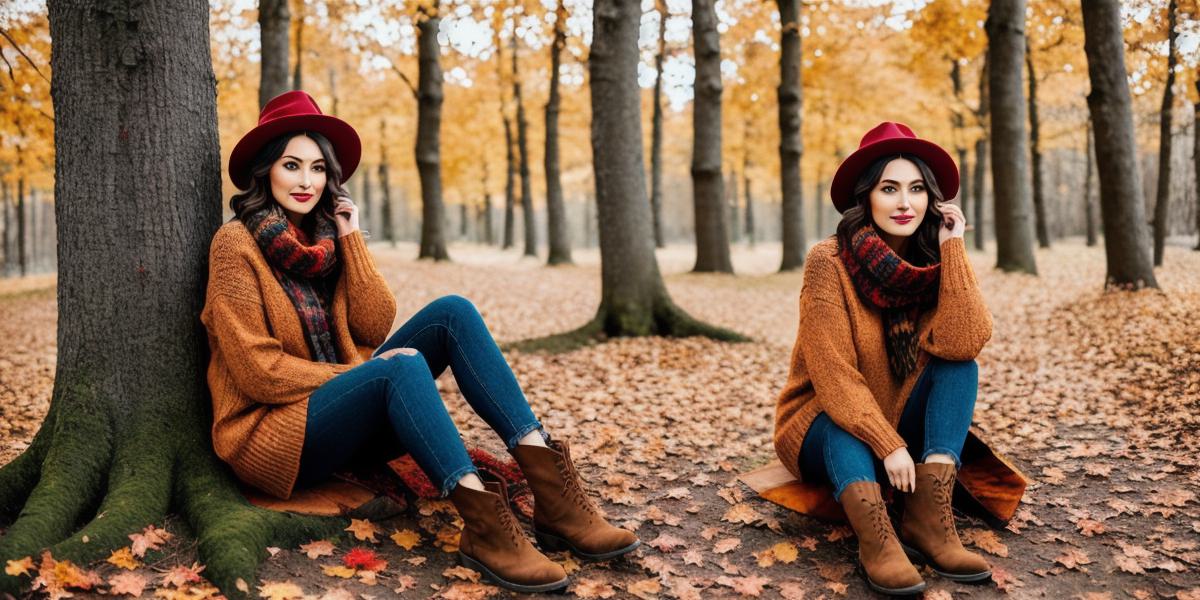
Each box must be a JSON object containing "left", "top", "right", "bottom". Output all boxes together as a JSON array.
[
  {"left": 333, "top": 194, "right": 360, "bottom": 238},
  {"left": 883, "top": 447, "right": 916, "bottom": 493},
  {"left": 377, "top": 348, "right": 418, "bottom": 360},
  {"left": 937, "top": 201, "right": 967, "bottom": 246}
]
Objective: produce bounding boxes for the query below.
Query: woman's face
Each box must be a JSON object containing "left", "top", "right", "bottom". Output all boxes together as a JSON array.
[
  {"left": 270, "top": 135, "right": 327, "bottom": 224},
  {"left": 869, "top": 158, "right": 928, "bottom": 245}
]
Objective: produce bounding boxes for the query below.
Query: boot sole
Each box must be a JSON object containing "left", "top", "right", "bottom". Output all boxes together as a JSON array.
[
  {"left": 457, "top": 552, "right": 569, "bottom": 593},
  {"left": 857, "top": 565, "right": 927, "bottom": 596},
  {"left": 900, "top": 541, "right": 992, "bottom": 583},
  {"left": 534, "top": 529, "right": 642, "bottom": 561}
]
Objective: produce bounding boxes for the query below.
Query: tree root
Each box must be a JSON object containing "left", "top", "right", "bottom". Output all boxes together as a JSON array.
[
  {"left": 175, "top": 443, "right": 345, "bottom": 599},
  {"left": 0, "top": 403, "right": 57, "bottom": 523},
  {"left": 0, "top": 397, "right": 111, "bottom": 594}
]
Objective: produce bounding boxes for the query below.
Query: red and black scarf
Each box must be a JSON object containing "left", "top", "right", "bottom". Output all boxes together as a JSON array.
[
  {"left": 838, "top": 225, "right": 940, "bottom": 379},
  {"left": 245, "top": 205, "right": 341, "bottom": 364}
]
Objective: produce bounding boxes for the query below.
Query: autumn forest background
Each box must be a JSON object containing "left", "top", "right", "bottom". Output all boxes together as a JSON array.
[{"left": 0, "top": 0, "right": 1199, "bottom": 599}]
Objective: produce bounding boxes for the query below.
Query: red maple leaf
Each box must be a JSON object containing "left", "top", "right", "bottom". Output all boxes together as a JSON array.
[{"left": 342, "top": 547, "right": 386, "bottom": 572}]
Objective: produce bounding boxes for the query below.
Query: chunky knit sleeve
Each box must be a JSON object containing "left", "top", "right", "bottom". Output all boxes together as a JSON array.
[
  {"left": 797, "top": 252, "right": 907, "bottom": 459},
  {"left": 920, "top": 238, "right": 993, "bottom": 360},
  {"left": 339, "top": 230, "right": 397, "bottom": 348},
  {"left": 203, "top": 235, "right": 352, "bottom": 405}
]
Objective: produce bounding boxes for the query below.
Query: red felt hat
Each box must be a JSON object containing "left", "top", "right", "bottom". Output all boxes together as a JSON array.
[
  {"left": 829, "top": 122, "right": 958, "bottom": 214},
  {"left": 228, "top": 90, "right": 361, "bottom": 190}
]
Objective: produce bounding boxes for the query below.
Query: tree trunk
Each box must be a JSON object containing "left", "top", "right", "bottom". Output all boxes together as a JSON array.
[
  {"left": 28, "top": 189, "right": 38, "bottom": 271},
  {"left": 728, "top": 167, "right": 740, "bottom": 243},
  {"left": 777, "top": 0, "right": 805, "bottom": 270},
  {"left": 0, "top": 2, "right": 344, "bottom": 598},
  {"left": 1193, "top": 73, "right": 1199, "bottom": 251},
  {"left": 257, "top": 0, "right": 290, "bottom": 109},
  {"left": 494, "top": 30, "right": 516, "bottom": 250},
  {"left": 291, "top": 1, "right": 303, "bottom": 91},
  {"left": 1153, "top": 0, "right": 1177, "bottom": 266},
  {"left": 744, "top": 169, "right": 755, "bottom": 247},
  {"left": 1084, "top": 117, "right": 1098, "bottom": 247},
  {"left": 416, "top": 1, "right": 449, "bottom": 260},
  {"left": 1, "top": 181, "right": 9, "bottom": 275},
  {"left": 544, "top": 0, "right": 572, "bottom": 265},
  {"left": 973, "top": 57, "right": 989, "bottom": 251},
  {"left": 986, "top": 0, "right": 1038, "bottom": 274},
  {"left": 815, "top": 177, "right": 826, "bottom": 239},
  {"left": 1026, "top": 42, "right": 1051, "bottom": 248},
  {"left": 512, "top": 37, "right": 536, "bottom": 258},
  {"left": 360, "top": 166, "right": 373, "bottom": 238},
  {"left": 649, "top": 0, "right": 668, "bottom": 248},
  {"left": 564, "top": 0, "right": 741, "bottom": 342},
  {"left": 16, "top": 177, "right": 26, "bottom": 277},
  {"left": 1081, "top": 0, "right": 1158, "bottom": 288},
  {"left": 950, "top": 60, "right": 971, "bottom": 224},
  {"left": 379, "top": 124, "right": 395, "bottom": 247},
  {"left": 328, "top": 68, "right": 338, "bottom": 116},
  {"left": 690, "top": 0, "right": 733, "bottom": 273}
]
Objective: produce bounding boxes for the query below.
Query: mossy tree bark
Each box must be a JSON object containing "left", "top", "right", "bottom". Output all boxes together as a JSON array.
[
  {"left": 567, "top": 0, "right": 744, "bottom": 345},
  {"left": 0, "top": 2, "right": 346, "bottom": 597},
  {"left": 1081, "top": 0, "right": 1158, "bottom": 289}
]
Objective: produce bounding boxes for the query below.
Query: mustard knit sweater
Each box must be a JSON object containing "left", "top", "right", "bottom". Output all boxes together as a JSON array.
[
  {"left": 201, "top": 219, "right": 397, "bottom": 499},
  {"left": 773, "top": 237, "right": 993, "bottom": 480}
]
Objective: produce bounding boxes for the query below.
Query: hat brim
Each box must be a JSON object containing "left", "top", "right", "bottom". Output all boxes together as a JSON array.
[
  {"left": 829, "top": 137, "right": 959, "bottom": 214},
  {"left": 228, "top": 113, "right": 362, "bottom": 190}
]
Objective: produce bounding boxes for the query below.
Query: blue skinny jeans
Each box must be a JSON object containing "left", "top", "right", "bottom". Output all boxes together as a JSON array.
[
  {"left": 295, "top": 295, "right": 543, "bottom": 497},
  {"left": 799, "top": 357, "right": 978, "bottom": 501}
]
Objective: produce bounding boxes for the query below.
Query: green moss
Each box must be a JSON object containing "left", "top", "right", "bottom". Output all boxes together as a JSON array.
[{"left": 0, "top": 402, "right": 56, "bottom": 523}]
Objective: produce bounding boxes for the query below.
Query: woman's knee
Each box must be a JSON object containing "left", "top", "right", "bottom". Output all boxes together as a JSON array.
[
  {"left": 428, "top": 294, "right": 478, "bottom": 320},
  {"left": 930, "top": 356, "right": 978, "bottom": 382}
]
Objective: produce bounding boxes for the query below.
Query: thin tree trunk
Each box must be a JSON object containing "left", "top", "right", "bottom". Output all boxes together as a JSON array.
[
  {"left": 416, "top": 1, "right": 449, "bottom": 260},
  {"left": 986, "top": 0, "right": 1038, "bottom": 274},
  {"left": 28, "top": 188, "right": 38, "bottom": 271},
  {"left": 459, "top": 202, "right": 468, "bottom": 238},
  {"left": 291, "top": 2, "right": 303, "bottom": 90},
  {"left": 0, "top": 3, "right": 343, "bottom": 598},
  {"left": 379, "top": 121, "right": 395, "bottom": 247},
  {"left": 950, "top": 60, "right": 971, "bottom": 219},
  {"left": 815, "top": 177, "right": 826, "bottom": 238},
  {"left": 328, "top": 67, "right": 338, "bottom": 116},
  {"left": 649, "top": 0, "right": 668, "bottom": 248},
  {"left": 744, "top": 168, "right": 755, "bottom": 247},
  {"left": 777, "top": 0, "right": 804, "bottom": 270},
  {"left": 1026, "top": 41, "right": 1051, "bottom": 248},
  {"left": 1193, "top": 73, "right": 1199, "bottom": 251},
  {"left": 973, "top": 56, "right": 990, "bottom": 251},
  {"left": 1081, "top": 0, "right": 1158, "bottom": 288},
  {"left": 503, "top": 117, "right": 516, "bottom": 249},
  {"left": 482, "top": 164, "right": 494, "bottom": 246},
  {"left": 1084, "top": 117, "right": 1098, "bottom": 247},
  {"left": 690, "top": 0, "right": 732, "bottom": 273},
  {"left": 16, "top": 177, "right": 26, "bottom": 277},
  {"left": 570, "top": 0, "right": 741, "bottom": 341},
  {"left": 1153, "top": 0, "right": 1177, "bottom": 266},
  {"left": 544, "top": 0, "right": 572, "bottom": 265},
  {"left": 360, "top": 166, "right": 373, "bottom": 238},
  {"left": 728, "top": 167, "right": 740, "bottom": 243},
  {"left": 257, "top": 0, "right": 290, "bottom": 109},
  {"left": 1, "top": 181, "right": 9, "bottom": 275},
  {"left": 512, "top": 36, "right": 536, "bottom": 258}
]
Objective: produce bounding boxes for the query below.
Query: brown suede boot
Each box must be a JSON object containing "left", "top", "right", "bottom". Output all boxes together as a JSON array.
[
  {"left": 840, "top": 481, "right": 927, "bottom": 596},
  {"left": 511, "top": 440, "right": 641, "bottom": 560},
  {"left": 449, "top": 479, "right": 569, "bottom": 592},
  {"left": 899, "top": 462, "right": 992, "bottom": 582}
]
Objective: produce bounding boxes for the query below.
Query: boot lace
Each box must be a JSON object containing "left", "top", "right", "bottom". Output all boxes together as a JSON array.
[
  {"left": 494, "top": 497, "right": 523, "bottom": 545},
  {"left": 862, "top": 495, "right": 896, "bottom": 544},
  {"left": 556, "top": 454, "right": 599, "bottom": 519},
  {"left": 930, "top": 470, "right": 957, "bottom": 542}
]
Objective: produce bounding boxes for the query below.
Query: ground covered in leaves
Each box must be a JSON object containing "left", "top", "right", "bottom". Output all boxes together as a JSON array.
[{"left": 1, "top": 239, "right": 1198, "bottom": 599}]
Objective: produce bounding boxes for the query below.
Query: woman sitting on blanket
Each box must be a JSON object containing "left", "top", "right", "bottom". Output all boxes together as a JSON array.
[
  {"left": 201, "top": 91, "right": 639, "bottom": 593},
  {"left": 773, "top": 122, "right": 994, "bottom": 596}
]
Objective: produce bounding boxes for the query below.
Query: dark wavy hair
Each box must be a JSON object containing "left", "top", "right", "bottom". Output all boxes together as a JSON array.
[
  {"left": 835, "top": 153, "right": 946, "bottom": 267},
  {"left": 229, "top": 131, "right": 347, "bottom": 227}
]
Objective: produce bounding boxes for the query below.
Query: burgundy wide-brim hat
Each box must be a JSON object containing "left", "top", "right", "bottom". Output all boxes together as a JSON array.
[
  {"left": 829, "top": 121, "right": 958, "bottom": 214},
  {"left": 228, "top": 90, "right": 361, "bottom": 190}
]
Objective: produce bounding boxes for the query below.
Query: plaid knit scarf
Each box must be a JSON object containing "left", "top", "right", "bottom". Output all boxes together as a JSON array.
[
  {"left": 838, "top": 225, "right": 940, "bottom": 379},
  {"left": 245, "top": 205, "right": 341, "bottom": 363}
]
